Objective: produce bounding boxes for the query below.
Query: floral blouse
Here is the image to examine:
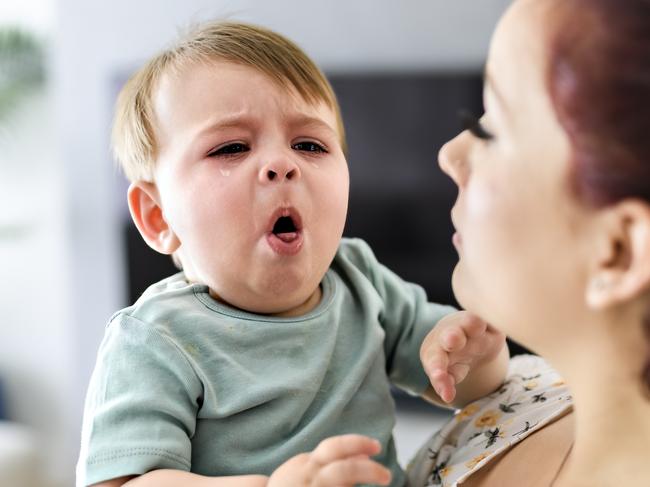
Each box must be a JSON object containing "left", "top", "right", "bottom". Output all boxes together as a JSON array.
[{"left": 407, "top": 354, "right": 573, "bottom": 487}]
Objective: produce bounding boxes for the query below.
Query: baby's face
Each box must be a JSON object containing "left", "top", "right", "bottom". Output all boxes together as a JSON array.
[{"left": 151, "top": 60, "right": 349, "bottom": 315}]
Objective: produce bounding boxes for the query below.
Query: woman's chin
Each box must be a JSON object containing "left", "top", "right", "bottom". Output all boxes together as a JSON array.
[
  {"left": 450, "top": 266, "right": 470, "bottom": 308},
  {"left": 451, "top": 267, "right": 487, "bottom": 320}
]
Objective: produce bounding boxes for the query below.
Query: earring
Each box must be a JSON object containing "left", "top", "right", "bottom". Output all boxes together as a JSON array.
[{"left": 592, "top": 276, "right": 608, "bottom": 291}]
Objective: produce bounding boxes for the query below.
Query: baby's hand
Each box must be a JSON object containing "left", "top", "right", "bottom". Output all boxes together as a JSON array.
[
  {"left": 421, "top": 311, "right": 506, "bottom": 404},
  {"left": 267, "top": 434, "right": 391, "bottom": 487}
]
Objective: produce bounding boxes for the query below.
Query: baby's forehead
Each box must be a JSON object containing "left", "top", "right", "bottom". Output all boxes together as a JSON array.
[
  {"left": 155, "top": 58, "right": 334, "bottom": 122},
  {"left": 161, "top": 58, "right": 316, "bottom": 102},
  {"left": 150, "top": 59, "right": 340, "bottom": 149}
]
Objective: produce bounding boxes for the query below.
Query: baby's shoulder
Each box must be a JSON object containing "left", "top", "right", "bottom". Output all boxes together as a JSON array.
[
  {"left": 332, "top": 237, "right": 382, "bottom": 276},
  {"left": 109, "top": 272, "right": 203, "bottom": 334},
  {"left": 336, "top": 237, "right": 374, "bottom": 261}
]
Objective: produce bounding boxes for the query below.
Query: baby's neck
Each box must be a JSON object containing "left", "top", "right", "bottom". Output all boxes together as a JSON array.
[
  {"left": 204, "top": 280, "right": 323, "bottom": 318},
  {"left": 271, "top": 286, "right": 322, "bottom": 318}
]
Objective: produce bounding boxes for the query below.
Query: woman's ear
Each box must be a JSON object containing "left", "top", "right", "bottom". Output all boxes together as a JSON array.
[
  {"left": 586, "top": 200, "right": 650, "bottom": 309},
  {"left": 127, "top": 181, "right": 181, "bottom": 255}
]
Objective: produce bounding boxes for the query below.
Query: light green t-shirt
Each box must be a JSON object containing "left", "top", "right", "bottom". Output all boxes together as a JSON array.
[{"left": 77, "top": 238, "right": 455, "bottom": 486}]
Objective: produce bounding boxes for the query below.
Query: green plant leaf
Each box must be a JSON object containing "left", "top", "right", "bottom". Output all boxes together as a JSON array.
[{"left": 0, "top": 26, "right": 45, "bottom": 121}]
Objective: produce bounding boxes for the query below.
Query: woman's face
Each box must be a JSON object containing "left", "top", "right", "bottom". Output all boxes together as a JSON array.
[{"left": 439, "top": 0, "right": 599, "bottom": 350}]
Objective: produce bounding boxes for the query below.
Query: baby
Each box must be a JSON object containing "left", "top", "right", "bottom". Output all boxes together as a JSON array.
[{"left": 77, "top": 21, "right": 508, "bottom": 487}]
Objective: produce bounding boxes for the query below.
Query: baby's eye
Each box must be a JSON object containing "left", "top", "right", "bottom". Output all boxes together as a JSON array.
[
  {"left": 292, "top": 141, "right": 328, "bottom": 153},
  {"left": 208, "top": 142, "right": 250, "bottom": 157}
]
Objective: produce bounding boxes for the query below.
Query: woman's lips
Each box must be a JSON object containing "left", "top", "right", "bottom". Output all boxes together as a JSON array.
[
  {"left": 450, "top": 209, "right": 462, "bottom": 250},
  {"left": 452, "top": 231, "right": 462, "bottom": 249}
]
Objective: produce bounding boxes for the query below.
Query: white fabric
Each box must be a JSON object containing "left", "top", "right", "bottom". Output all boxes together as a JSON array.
[{"left": 407, "top": 355, "right": 573, "bottom": 487}]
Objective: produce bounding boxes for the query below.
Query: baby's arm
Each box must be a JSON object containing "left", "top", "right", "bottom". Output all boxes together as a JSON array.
[
  {"left": 420, "top": 311, "right": 509, "bottom": 408},
  {"left": 91, "top": 473, "right": 267, "bottom": 487},
  {"left": 89, "top": 435, "right": 390, "bottom": 487}
]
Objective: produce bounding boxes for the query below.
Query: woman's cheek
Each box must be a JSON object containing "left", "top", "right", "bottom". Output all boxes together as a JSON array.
[{"left": 463, "top": 182, "right": 504, "bottom": 257}]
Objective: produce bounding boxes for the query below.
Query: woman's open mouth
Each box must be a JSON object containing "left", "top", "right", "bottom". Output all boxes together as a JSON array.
[{"left": 266, "top": 208, "right": 304, "bottom": 255}]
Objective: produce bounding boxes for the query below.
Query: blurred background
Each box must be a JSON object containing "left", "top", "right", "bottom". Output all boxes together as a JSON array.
[{"left": 0, "top": 1, "right": 511, "bottom": 485}]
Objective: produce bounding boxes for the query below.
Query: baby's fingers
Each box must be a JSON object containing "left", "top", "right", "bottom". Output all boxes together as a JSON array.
[
  {"left": 313, "top": 456, "right": 391, "bottom": 487},
  {"left": 448, "top": 362, "right": 471, "bottom": 385},
  {"left": 440, "top": 326, "right": 469, "bottom": 352},
  {"left": 429, "top": 368, "right": 457, "bottom": 403},
  {"left": 459, "top": 314, "right": 489, "bottom": 338},
  {"left": 422, "top": 340, "right": 457, "bottom": 403},
  {"left": 310, "top": 434, "right": 381, "bottom": 466},
  {"left": 422, "top": 342, "right": 450, "bottom": 378}
]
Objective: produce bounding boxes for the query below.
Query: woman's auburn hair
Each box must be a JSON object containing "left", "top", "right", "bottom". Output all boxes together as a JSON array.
[
  {"left": 546, "top": 0, "right": 650, "bottom": 207},
  {"left": 112, "top": 21, "right": 346, "bottom": 182},
  {"left": 545, "top": 0, "right": 650, "bottom": 393}
]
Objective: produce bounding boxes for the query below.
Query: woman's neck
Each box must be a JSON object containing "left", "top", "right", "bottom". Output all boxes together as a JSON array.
[
  {"left": 555, "top": 378, "right": 650, "bottom": 485},
  {"left": 545, "top": 312, "right": 650, "bottom": 485}
]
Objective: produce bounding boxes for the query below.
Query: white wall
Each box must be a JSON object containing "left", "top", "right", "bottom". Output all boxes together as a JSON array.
[
  {"left": 0, "top": 90, "right": 72, "bottom": 487},
  {"left": 2, "top": 1, "right": 512, "bottom": 485}
]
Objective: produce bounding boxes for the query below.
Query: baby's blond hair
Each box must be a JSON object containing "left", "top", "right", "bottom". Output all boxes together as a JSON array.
[{"left": 112, "top": 21, "right": 346, "bottom": 182}]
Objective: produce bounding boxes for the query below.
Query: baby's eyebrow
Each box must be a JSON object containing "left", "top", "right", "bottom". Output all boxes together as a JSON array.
[
  {"left": 190, "top": 113, "right": 337, "bottom": 143},
  {"left": 194, "top": 114, "right": 256, "bottom": 138},
  {"left": 287, "top": 115, "right": 337, "bottom": 137}
]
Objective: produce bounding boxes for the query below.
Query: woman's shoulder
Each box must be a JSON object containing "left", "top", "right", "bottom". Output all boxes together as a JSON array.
[{"left": 460, "top": 410, "right": 574, "bottom": 487}]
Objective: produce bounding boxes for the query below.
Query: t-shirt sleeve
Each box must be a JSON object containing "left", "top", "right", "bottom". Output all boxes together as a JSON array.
[
  {"left": 340, "top": 238, "right": 456, "bottom": 396},
  {"left": 76, "top": 314, "right": 203, "bottom": 486}
]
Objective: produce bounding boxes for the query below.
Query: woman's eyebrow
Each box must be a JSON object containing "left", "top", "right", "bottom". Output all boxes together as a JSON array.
[{"left": 483, "top": 65, "right": 508, "bottom": 114}]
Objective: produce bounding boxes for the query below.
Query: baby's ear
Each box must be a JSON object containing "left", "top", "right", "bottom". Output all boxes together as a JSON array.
[
  {"left": 127, "top": 181, "right": 180, "bottom": 255},
  {"left": 585, "top": 200, "right": 650, "bottom": 309}
]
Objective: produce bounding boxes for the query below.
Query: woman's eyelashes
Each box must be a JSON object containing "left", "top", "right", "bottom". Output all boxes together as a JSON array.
[{"left": 459, "top": 110, "right": 495, "bottom": 141}]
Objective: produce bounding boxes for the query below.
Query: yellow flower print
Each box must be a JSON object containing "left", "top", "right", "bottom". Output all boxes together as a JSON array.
[
  {"left": 456, "top": 403, "right": 480, "bottom": 422},
  {"left": 474, "top": 410, "right": 501, "bottom": 428},
  {"left": 466, "top": 452, "right": 490, "bottom": 470},
  {"left": 553, "top": 379, "right": 566, "bottom": 387},
  {"left": 440, "top": 466, "right": 453, "bottom": 478},
  {"left": 524, "top": 380, "right": 539, "bottom": 391}
]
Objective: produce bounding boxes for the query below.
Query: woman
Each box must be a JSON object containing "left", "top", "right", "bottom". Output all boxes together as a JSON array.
[{"left": 411, "top": 0, "right": 650, "bottom": 485}]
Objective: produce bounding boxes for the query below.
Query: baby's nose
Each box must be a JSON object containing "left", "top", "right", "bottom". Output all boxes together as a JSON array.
[{"left": 259, "top": 159, "right": 301, "bottom": 183}]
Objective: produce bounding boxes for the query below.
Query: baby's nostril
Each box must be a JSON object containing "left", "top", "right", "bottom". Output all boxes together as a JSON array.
[{"left": 267, "top": 170, "right": 277, "bottom": 181}]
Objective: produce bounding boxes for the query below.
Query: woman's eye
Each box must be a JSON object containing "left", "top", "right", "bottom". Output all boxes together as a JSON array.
[
  {"left": 208, "top": 143, "right": 249, "bottom": 157},
  {"left": 292, "top": 141, "right": 327, "bottom": 153},
  {"left": 459, "top": 110, "right": 495, "bottom": 141}
]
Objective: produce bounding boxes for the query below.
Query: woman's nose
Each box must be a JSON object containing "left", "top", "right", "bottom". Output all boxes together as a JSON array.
[
  {"left": 258, "top": 157, "right": 301, "bottom": 183},
  {"left": 438, "top": 132, "right": 470, "bottom": 188}
]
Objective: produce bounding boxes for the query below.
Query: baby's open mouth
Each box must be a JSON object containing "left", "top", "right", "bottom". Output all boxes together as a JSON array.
[
  {"left": 272, "top": 215, "right": 298, "bottom": 242},
  {"left": 266, "top": 208, "right": 303, "bottom": 255}
]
